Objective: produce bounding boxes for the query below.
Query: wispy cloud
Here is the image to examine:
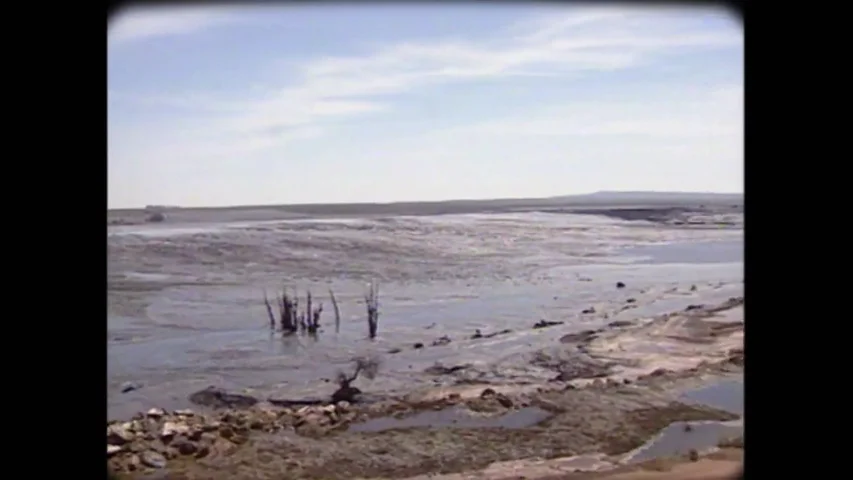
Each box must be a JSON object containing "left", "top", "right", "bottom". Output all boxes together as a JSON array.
[
  {"left": 108, "top": 5, "right": 244, "bottom": 46},
  {"left": 108, "top": 5, "right": 743, "bottom": 207},
  {"left": 111, "top": 6, "right": 740, "bottom": 147}
]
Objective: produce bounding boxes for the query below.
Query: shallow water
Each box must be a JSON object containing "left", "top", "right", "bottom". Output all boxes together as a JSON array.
[
  {"left": 108, "top": 211, "right": 743, "bottom": 419},
  {"left": 349, "top": 405, "right": 553, "bottom": 432},
  {"left": 680, "top": 377, "right": 743, "bottom": 416},
  {"left": 624, "top": 420, "right": 742, "bottom": 463}
]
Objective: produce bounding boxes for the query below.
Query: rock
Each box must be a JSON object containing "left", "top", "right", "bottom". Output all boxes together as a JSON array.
[
  {"left": 559, "top": 329, "right": 598, "bottom": 344},
  {"left": 471, "top": 329, "right": 483, "bottom": 339},
  {"left": 107, "top": 424, "right": 135, "bottom": 445},
  {"left": 607, "top": 320, "right": 633, "bottom": 328},
  {"left": 331, "top": 385, "right": 362, "bottom": 404},
  {"left": 581, "top": 307, "right": 596, "bottom": 314},
  {"left": 626, "top": 298, "right": 636, "bottom": 303},
  {"left": 413, "top": 342, "right": 424, "bottom": 349},
  {"left": 387, "top": 348, "right": 402, "bottom": 354},
  {"left": 431, "top": 335, "right": 452, "bottom": 346},
  {"left": 616, "top": 282, "right": 626, "bottom": 289},
  {"left": 688, "top": 449, "right": 699, "bottom": 461},
  {"left": 140, "top": 451, "right": 167, "bottom": 469},
  {"left": 126, "top": 454, "right": 141, "bottom": 471},
  {"left": 107, "top": 445, "right": 122, "bottom": 456},
  {"left": 195, "top": 446, "right": 211, "bottom": 459},
  {"left": 121, "top": 381, "right": 142, "bottom": 393},
  {"left": 189, "top": 386, "right": 259, "bottom": 409},
  {"left": 173, "top": 440, "right": 198, "bottom": 456},
  {"left": 160, "top": 421, "right": 190, "bottom": 439},
  {"left": 480, "top": 388, "right": 497, "bottom": 398},
  {"left": 494, "top": 394, "right": 513, "bottom": 408},
  {"left": 336, "top": 401, "right": 351, "bottom": 412},
  {"left": 146, "top": 408, "right": 165, "bottom": 418},
  {"left": 174, "top": 409, "right": 195, "bottom": 416},
  {"left": 424, "top": 363, "right": 469, "bottom": 375},
  {"left": 219, "top": 426, "right": 235, "bottom": 439},
  {"left": 690, "top": 284, "right": 698, "bottom": 291},
  {"left": 533, "top": 319, "right": 564, "bottom": 329}
]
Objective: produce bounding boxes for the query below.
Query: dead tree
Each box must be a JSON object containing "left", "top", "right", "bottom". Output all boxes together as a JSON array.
[
  {"left": 329, "top": 289, "right": 341, "bottom": 334},
  {"left": 264, "top": 287, "right": 325, "bottom": 336},
  {"left": 365, "top": 280, "right": 380, "bottom": 339},
  {"left": 332, "top": 356, "right": 380, "bottom": 404}
]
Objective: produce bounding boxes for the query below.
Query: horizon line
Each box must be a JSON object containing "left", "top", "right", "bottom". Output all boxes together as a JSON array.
[{"left": 107, "top": 189, "right": 744, "bottom": 212}]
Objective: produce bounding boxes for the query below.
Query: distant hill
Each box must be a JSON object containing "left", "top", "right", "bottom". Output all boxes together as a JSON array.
[{"left": 544, "top": 191, "right": 743, "bottom": 205}]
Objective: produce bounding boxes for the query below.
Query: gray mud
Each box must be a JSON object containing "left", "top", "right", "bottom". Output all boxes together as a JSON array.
[
  {"left": 349, "top": 405, "right": 553, "bottom": 432},
  {"left": 108, "top": 203, "right": 742, "bottom": 420}
]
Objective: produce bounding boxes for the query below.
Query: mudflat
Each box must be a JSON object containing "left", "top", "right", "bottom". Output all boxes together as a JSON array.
[{"left": 107, "top": 297, "right": 744, "bottom": 479}]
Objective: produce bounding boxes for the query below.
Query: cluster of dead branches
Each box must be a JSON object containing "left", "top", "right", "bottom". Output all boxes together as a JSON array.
[
  {"left": 332, "top": 356, "right": 381, "bottom": 403},
  {"left": 263, "top": 281, "right": 380, "bottom": 339},
  {"left": 264, "top": 288, "right": 341, "bottom": 335}
]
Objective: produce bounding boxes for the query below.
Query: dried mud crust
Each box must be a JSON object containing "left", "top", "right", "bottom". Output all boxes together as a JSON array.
[{"left": 111, "top": 381, "right": 738, "bottom": 480}]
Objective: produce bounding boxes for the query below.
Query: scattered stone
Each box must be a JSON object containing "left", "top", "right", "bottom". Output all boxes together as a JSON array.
[
  {"left": 146, "top": 408, "right": 166, "bottom": 418},
  {"left": 616, "top": 282, "right": 626, "bottom": 289},
  {"left": 189, "top": 386, "right": 259, "bottom": 409},
  {"left": 424, "top": 363, "right": 469, "bottom": 375},
  {"left": 685, "top": 304, "right": 704, "bottom": 311},
  {"left": 160, "top": 421, "right": 190, "bottom": 439},
  {"left": 559, "top": 329, "right": 599, "bottom": 344},
  {"left": 533, "top": 319, "right": 564, "bottom": 329},
  {"left": 174, "top": 409, "right": 195, "bottom": 416},
  {"left": 140, "top": 451, "right": 167, "bottom": 469},
  {"left": 690, "top": 284, "right": 698, "bottom": 291},
  {"left": 121, "top": 381, "right": 142, "bottom": 393},
  {"left": 607, "top": 320, "right": 633, "bottom": 328},
  {"left": 195, "top": 445, "right": 211, "bottom": 459},
  {"left": 413, "top": 342, "right": 424, "bottom": 349},
  {"left": 684, "top": 423, "right": 693, "bottom": 432},
  {"left": 387, "top": 348, "right": 402, "bottom": 354},
  {"left": 107, "top": 424, "right": 135, "bottom": 445},
  {"left": 494, "top": 394, "right": 513, "bottom": 408},
  {"left": 431, "top": 335, "right": 452, "bottom": 346},
  {"left": 581, "top": 307, "right": 596, "bottom": 314},
  {"left": 336, "top": 400, "right": 351, "bottom": 412},
  {"left": 107, "top": 445, "right": 122, "bottom": 456},
  {"left": 688, "top": 449, "right": 699, "bottom": 462},
  {"left": 173, "top": 440, "right": 198, "bottom": 456},
  {"left": 471, "top": 329, "right": 483, "bottom": 339},
  {"left": 480, "top": 388, "right": 497, "bottom": 398},
  {"left": 626, "top": 298, "right": 636, "bottom": 303},
  {"left": 623, "top": 378, "right": 632, "bottom": 385}
]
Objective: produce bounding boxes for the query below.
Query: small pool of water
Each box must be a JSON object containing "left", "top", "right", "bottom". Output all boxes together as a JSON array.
[
  {"left": 348, "top": 405, "right": 553, "bottom": 432},
  {"left": 680, "top": 377, "right": 743, "bottom": 415},
  {"left": 624, "top": 420, "right": 742, "bottom": 463}
]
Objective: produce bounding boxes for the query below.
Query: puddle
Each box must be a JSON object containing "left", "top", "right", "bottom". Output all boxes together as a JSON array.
[
  {"left": 348, "top": 405, "right": 552, "bottom": 433},
  {"left": 623, "top": 420, "right": 742, "bottom": 464},
  {"left": 680, "top": 377, "right": 743, "bottom": 415}
]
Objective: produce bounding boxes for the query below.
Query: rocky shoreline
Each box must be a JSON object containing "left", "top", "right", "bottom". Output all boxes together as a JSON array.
[{"left": 108, "top": 298, "right": 744, "bottom": 479}]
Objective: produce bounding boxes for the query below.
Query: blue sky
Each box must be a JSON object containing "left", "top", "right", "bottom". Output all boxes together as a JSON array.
[{"left": 108, "top": 3, "right": 743, "bottom": 209}]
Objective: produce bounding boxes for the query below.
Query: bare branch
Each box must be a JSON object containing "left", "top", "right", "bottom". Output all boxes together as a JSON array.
[{"left": 329, "top": 289, "right": 342, "bottom": 334}]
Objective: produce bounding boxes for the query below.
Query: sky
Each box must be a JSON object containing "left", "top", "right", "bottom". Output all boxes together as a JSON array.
[{"left": 108, "top": 3, "right": 743, "bottom": 209}]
